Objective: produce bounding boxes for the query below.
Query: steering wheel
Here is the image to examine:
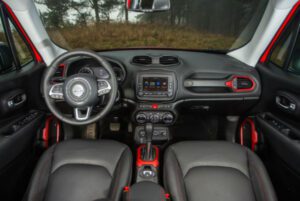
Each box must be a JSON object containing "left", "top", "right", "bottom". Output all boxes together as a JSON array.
[{"left": 42, "top": 50, "right": 118, "bottom": 126}]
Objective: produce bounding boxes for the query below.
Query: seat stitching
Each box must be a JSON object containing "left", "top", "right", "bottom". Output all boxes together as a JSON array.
[
  {"left": 247, "top": 150, "right": 258, "bottom": 201},
  {"left": 50, "top": 163, "right": 112, "bottom": 176},
  {"left": 184, "top": 164, "right": 249, "bottom": 180},
  {"left": 42, "top": 145, "right": 56, "bottom": 201},
  {"left": 183, "top": 165, "right": 249, "bottom": 180},
  {"left": 247, "top": 150, "right": 268, "bottom": 201},
  {"left": 110, "top": 147, "right": 129, "bottom": 201},
  {"left": 170, "top": 147, "right": 187, "bottom": 201}
]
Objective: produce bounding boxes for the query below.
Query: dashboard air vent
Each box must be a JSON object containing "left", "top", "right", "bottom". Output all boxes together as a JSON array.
[
  {"left": 159, "top": 56, "right": 180, "bottom": 65},
  {"left": 132, "top": 56, "right": 152, "bottom": 65}
]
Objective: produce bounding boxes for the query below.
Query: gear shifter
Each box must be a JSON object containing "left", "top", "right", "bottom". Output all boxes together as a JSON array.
[{"left": 145, "top": 123, "right": 153, "bottom": 161}]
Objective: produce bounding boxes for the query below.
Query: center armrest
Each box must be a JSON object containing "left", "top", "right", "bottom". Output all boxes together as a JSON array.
[{"left": 124, "top": 181, "right": 167, "bottom": 201}]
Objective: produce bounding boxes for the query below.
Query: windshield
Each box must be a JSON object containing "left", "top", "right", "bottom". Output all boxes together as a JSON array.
[{"left": 34, "top": 0, "right": 268, "bottom": 52}]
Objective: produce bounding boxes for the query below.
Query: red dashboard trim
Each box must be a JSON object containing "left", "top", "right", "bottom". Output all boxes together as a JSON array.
[
  {"left": 56, "top": 119, "right": 61, "bottom": 143},
  {"left": 42, "top": 116, "right": 53, "bottom": 148},
  {"left": 225, "top": 76, "right": 256, "bottom": 92},
  {"left": 260, "top": 1, "right": 300, "bottom": 63},
  {"left": 240, "top": 117, "right": 258, "bottom": 151}
]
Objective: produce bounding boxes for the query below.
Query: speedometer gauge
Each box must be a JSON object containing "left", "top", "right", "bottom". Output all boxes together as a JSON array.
[{"left": 79, "top": 67, "right": 93, "bottom": 75}]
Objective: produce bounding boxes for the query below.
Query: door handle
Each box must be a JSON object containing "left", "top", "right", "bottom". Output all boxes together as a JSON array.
[
  {"left": 275, "top": 95, "right": 296, "bottom": 112},
  {"left": 7, "top": 93, "right": 27, "bottom": 108}
]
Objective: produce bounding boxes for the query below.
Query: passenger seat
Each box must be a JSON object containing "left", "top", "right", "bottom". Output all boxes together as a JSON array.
[{"left": 163, "top": 141, "right": 277, "bottom": 201}]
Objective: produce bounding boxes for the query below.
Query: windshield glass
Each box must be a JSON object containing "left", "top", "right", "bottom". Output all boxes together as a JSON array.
[{"left": 34, "top": 0, "right": 268, "bottom": 52}]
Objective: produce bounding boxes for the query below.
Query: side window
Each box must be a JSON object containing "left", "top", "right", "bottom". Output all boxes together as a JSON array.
[
  {"left": 269, "top": 12, "right": 300, "bottom": 74},
  {"left": 0, "top": 8, "right": 33, "bottom": 75},
  {"left": 8, "top": 20, "right": 33, "bottom": 65},
  {"left": 0, "top": 16, "right": 14, "bottom": 74},
  {"left": 288, "top": 35, "right": 300, "bottom": 73},
  {"left": 269, "top": 29, "right": 294, "bottom": 68}
]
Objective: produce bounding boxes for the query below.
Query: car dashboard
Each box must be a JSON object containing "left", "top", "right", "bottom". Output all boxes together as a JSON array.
[{"left": 57, "top": 49, "right": 261, "bottom": 125}]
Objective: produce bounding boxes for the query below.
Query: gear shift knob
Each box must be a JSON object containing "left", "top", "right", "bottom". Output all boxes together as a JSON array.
[{"left": 145, "top": 123, "right": 153, "bottom": 143}]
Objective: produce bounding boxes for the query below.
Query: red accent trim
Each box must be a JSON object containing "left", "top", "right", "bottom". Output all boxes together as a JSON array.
[
  {"left": 136, "top": 145, "right": 159, "bottom": 168},
  {"left": 56, "top": 119, "right": 61, "bottom": 143},
  {"left": 225, "top": 76, "right": 256, "bottom": 92},
  {"left": 58, "top": 64, "right": 66, "bottom": 76},
  {"left": 123, "top": 186, "right": 130, "bottom": 193},
  {"left": 240, "top": 117, "right": 258, "bottom": 151},
  {"left": 42, "top": 116, "right": 53, "bottom": 148},
  {"left": 260, "top": 1, "right": 300, "bottom": 63},
  {"left": 239, "top": 123, "right": 244, "bottom": 146},
  {"left": 3, "top": 2, "right": 43, "bottom": 63}
]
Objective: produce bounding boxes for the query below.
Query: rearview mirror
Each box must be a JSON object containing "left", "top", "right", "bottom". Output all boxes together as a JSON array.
[
  {"left": 127, "top": 0, "right": 171, "bottom": 12},
  {"left": 0, "top": 43, "right": 14, "bottom": 73}
]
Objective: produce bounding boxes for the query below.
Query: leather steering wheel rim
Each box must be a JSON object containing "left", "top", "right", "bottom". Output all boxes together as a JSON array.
[{"left": 42, "top": 49, "right": 118, "bottom": 126}]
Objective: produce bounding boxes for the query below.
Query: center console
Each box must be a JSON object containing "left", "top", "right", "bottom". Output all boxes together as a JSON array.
[
  {"left": 133, "top": 72, "right": 176, "bottom": 193},
  {"left": 135, "top": 71, "right": 177, "bottom": 126}
]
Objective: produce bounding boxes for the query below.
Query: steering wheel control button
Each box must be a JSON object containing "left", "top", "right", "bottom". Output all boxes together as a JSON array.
[
  {"left": 97, "top": 80, "right": 112, "bottom": 96},
  {"left": 49, "top": 83, "right": 64, "bottom": 100}
]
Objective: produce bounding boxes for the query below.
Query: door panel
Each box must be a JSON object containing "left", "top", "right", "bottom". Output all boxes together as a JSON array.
[
  {"left": 0, "top": 62, "right": 46, "bottom": 201},
  {"left": 256, "top": 63, "right": 300, "bottom": 201},
  {"left": 254, "top": 7, "right": 300, "bottom": 201},
  {"left": 0, "top": 3, "right": 46, "bottom": 201}
]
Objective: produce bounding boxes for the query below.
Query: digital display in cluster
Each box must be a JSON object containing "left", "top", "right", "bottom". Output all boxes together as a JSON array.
[{"left": 143, "top": 77, "right": 168, "bottom": 91}]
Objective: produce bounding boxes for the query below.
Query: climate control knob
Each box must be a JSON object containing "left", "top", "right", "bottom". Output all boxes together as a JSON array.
[
  {"left": 150, "top": 114, "right": 160, "bottom": 123},
  {"left": 162, "top": 113, "right": 174, "bottom": 124},
  {"left": 136, "top": 113, "right": 147, "bottom": 124}
]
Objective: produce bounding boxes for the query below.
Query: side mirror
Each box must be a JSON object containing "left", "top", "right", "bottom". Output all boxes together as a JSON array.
[
  {"left": 0, "top": 43, "right": 14, "bottom": 73},
  {"left": 127, "top": 0, "right": 171, "bottom": 12}
]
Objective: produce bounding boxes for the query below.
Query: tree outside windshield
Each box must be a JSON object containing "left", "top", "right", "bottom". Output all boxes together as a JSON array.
[{"left": 34, "top": 0, "right": 268, "bottom": 51}]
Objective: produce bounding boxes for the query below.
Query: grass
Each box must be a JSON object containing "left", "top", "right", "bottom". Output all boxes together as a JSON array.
[{"left": 48, "top": 23, "right": 236, "bottom": 51}]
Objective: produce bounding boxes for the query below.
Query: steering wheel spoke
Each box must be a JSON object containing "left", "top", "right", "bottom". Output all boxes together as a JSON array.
[
  {"left": 97, "top": 79, "right": 112, "bottom": 96},
  {"left": 74, "top": 106, "right": 93, "bottom": 121},
  {"left": 49, "top": 83, "right": 64, "bottom": 100}
]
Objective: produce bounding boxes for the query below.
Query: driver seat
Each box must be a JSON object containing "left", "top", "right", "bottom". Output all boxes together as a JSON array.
[{"left": 23, "top": 140, "right": 132, "bottom": 201}]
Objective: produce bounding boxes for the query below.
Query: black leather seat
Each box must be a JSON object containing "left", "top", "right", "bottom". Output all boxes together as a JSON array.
[
  {"left": 164, "top": 141, "right": 277, "bottom": 201},
  {"left": 23, "top": 140, "right": 132, "bottom": 201}
]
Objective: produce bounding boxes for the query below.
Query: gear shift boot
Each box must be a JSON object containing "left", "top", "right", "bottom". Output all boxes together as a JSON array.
[
  {"left": 141, "top": 145, "right": 156, "bottom": 161},
  {"left": 145, "top": 123, "right": 153, "bottom": 161}
]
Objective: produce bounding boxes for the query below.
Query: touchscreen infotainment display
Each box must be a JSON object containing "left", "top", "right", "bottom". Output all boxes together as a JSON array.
[{"left": 143, "top": 77, "right": 168, "bottom": 91}]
